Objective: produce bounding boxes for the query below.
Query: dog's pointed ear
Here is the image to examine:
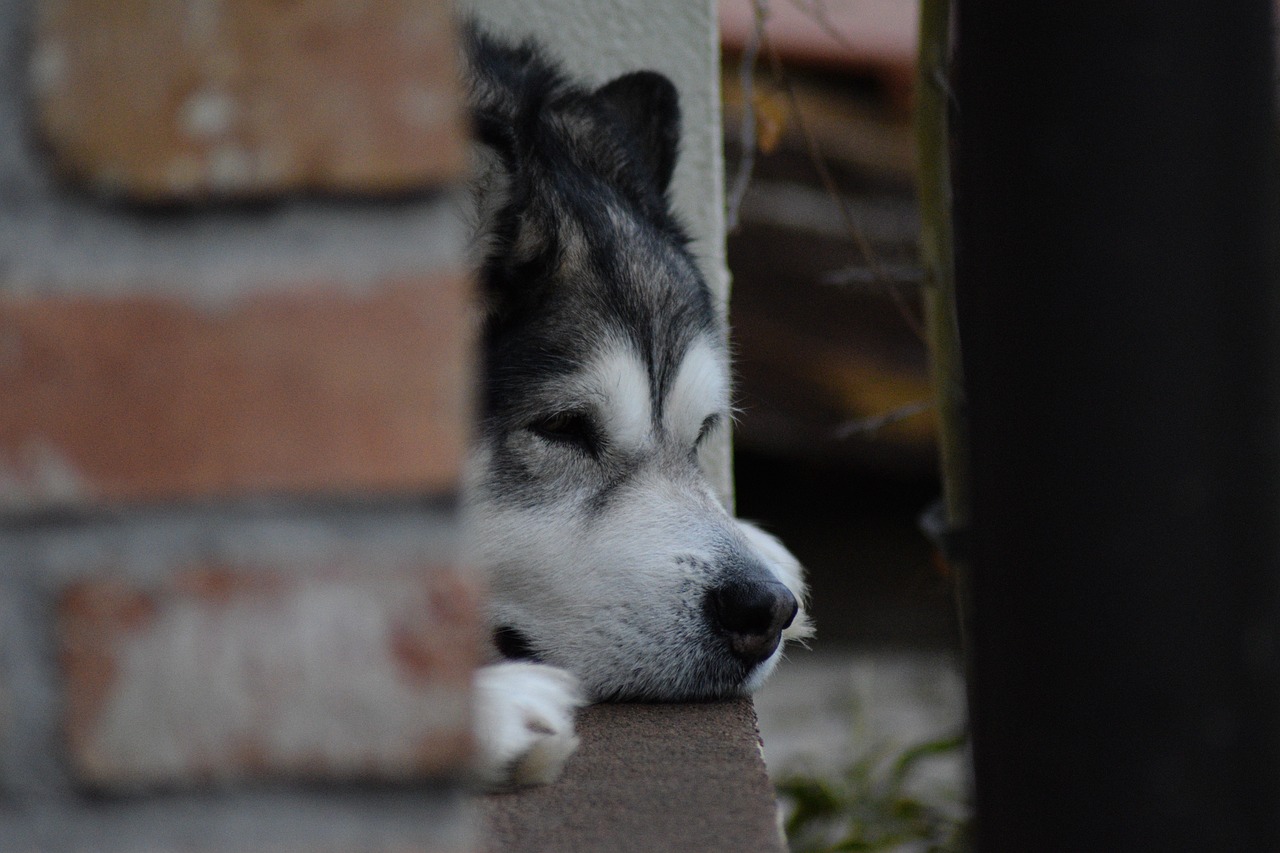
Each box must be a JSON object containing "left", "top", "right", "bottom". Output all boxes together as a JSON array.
[{"left": 595, "top": 71, "right": 681, "bottom": 193}]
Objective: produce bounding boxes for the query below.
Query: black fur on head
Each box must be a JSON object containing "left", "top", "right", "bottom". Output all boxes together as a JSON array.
[
  {"left": 593, "top": 70, "right": 681, "bottom": 193},
  {"left": 463, "top": 25, "right": 718, "bottom": 453},
  {"left": 465, "top": 26, "right": 682, "bottom": 204}
]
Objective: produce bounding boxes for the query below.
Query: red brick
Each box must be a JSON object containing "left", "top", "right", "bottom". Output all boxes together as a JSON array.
[
  {"left": 32, "top": 0, "right": 467, "bottom": 200},
  {"left": 59, "top": 563, "right": 481, "bottom": 788},
  {"left": 0, "top": 274, "right": 472, "bottom": 509}
]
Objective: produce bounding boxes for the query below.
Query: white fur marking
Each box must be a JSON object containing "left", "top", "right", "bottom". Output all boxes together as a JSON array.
[
  {"left": 587, "top": 344, "right": 652, "bottom": 452},
  {"left": 665, "top": 339, "right": 729, "bottom": 444}
]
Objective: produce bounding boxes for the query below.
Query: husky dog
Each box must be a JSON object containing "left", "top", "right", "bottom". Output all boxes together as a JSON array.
[{"left": 461, "top": 27, "right": 812, "bottom": 787}]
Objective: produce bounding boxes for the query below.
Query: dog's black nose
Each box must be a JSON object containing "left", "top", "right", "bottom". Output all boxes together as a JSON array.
[{"left": 707, "top": 580, "right": 798, "bottom": 665}]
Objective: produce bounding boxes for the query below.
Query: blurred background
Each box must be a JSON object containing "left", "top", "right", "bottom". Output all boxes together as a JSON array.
[{"left": 717, "top": 2, "right": 970, "bottom": 845}]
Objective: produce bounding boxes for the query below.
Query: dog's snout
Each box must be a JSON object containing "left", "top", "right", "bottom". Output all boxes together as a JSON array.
[{"left": 707, "top": 579, "right": 798, "bottom": 665}]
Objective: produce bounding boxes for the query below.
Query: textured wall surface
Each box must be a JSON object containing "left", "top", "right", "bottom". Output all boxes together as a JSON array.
[
  {"left": 0, "top": 0, "right": 481, "bottom": 849},
  {"left": 33, "top": 0, "right": 466, "bottom": 200}
]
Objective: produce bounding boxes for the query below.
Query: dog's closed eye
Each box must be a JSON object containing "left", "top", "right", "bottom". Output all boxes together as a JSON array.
[
  {"left": 696, "top": 414, "right": 720, "bottom": 446},
  {"left": 689, "top": 413, "right": 721, "bottom": 460},
  {"left": 529, "top": 411, "right": 599, "bottom": 454}
]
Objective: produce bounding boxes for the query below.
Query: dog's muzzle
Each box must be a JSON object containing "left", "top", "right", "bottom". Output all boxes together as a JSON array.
[{"left": 705, "top": 578, "right": 798, "bottom": 666}]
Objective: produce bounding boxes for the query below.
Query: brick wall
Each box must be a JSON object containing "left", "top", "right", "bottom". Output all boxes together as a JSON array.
[{"left": 0, "top": 1, "right": 480, "bottom": 850}]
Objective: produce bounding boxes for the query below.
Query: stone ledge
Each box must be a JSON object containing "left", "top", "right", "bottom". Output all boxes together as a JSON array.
[{"left": 483, "top": 698, "right": 785, "bottom": 853}]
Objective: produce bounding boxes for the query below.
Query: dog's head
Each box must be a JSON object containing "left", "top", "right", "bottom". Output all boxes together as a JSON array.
[{"left": 462, "top": 29, "right": 811, "bottom": 701}]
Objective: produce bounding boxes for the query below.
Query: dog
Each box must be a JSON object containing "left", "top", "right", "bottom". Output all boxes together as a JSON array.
[{"left": 458, "top": 25, "right": 813, "bottom": 788}]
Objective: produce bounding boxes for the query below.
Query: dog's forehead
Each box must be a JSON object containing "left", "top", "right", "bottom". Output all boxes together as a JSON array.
[
  {"left": 494, "top": 180, "right": 713, "bottom": 345},
  {"left": 569, "top": 197, "right": 712, "bottom": 328},
  {"left": 578, "top": 335, "right": 728, "bottom": 447},
  {"left": 664, "top": 337, "right": 729, "bottom": 436}
]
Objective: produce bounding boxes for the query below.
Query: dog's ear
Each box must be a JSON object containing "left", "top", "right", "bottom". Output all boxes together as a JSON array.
[{"left": 595, "top": 71, "right": 681, "bottom": 193}]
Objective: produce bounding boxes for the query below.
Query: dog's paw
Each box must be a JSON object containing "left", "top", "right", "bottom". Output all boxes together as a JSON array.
[{"left": 473, "top": 661, "right": 585, "bottom": 788}]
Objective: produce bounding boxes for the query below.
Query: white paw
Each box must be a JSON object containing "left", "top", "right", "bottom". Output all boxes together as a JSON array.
[{"left": 473, "top": 661, "right": 585, "bottom": 788}]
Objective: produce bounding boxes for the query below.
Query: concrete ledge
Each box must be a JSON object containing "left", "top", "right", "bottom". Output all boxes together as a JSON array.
[{"left": 483, "top": 698, "right": 785, "bottom": 853}]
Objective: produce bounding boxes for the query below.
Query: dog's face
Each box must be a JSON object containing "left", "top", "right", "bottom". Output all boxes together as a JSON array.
[{"left": 463, "top": 31, "right": 810, "bottom": 701}]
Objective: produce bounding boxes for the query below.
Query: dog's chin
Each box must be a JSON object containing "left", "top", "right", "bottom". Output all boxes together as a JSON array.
[{"left": 574, "top": 647, "right": 785, "bottom": 703}]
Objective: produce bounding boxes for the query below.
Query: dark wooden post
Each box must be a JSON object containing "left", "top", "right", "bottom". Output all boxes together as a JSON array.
[{"left": 954, "top": 2, "right": 1280, "bottom": 849}]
